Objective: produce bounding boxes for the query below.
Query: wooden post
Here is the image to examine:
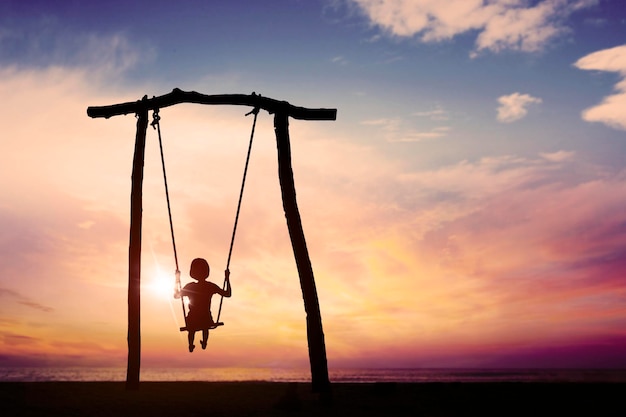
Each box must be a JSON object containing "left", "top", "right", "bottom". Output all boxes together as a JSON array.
[
  {"left": 274, "top": 111, "right": 331, "bottom": 394},
  {"left": 126, "top": 101, "right": 148, "bottom": 390}
]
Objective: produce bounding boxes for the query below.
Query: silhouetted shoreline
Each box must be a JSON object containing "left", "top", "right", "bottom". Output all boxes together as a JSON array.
[
  {"left": 4, "top": 367, "right": 625, "bottom": 383},
  {"left": 2, "top": 381, "right": 624, "bottom": 416}
]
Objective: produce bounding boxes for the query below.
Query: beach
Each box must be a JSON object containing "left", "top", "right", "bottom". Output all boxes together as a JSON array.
[{"left": 2, "top": 381, "right": 624, "bottom": 417}]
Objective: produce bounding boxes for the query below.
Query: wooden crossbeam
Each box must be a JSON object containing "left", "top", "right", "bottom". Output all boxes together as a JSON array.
[{"left": 87, "top": 88, "right": 337, "bottom": 121}]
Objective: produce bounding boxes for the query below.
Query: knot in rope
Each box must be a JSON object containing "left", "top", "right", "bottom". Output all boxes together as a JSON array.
[
  {"left": 245, "top": 106, "right": 260, "bottom": 117},
  {"left": 245, "top": 92, "right": 261, "bottom": 117},
  {"left": 151, "top": 108, "right": 161, "bottom": 129}
]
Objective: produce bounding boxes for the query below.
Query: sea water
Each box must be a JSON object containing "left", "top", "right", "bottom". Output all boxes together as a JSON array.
[{"left": 1, "top": 367, "right": 625, "bottom": 383}]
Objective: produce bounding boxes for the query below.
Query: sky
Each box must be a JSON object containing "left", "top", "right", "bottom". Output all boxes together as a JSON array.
[{"left": 1, "top": 0, "right": 626, "bottom": 372}]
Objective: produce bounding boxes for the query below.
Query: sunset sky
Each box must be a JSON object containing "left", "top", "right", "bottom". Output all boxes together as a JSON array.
[{"left": 2, "top": 0, "right": 626, "bottom": 372}]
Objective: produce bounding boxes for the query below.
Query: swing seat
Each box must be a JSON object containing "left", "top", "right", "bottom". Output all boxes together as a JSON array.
[{"left": 179, "top": 322, "right": 224, "bottom": 332}]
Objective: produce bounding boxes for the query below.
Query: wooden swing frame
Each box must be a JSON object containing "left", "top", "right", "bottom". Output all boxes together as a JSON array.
[{"left": 87, "top": 89, "right": 336, "bottom": 394}]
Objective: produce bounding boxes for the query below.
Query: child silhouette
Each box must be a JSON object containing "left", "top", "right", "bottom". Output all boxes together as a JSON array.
[{"left": 175, "top": 258, "right": 231, "bottom": 352}]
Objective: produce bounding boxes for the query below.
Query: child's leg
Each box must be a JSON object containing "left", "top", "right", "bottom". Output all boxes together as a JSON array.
[
  {"left": 201, "top": 329, "right": 209, "bottom": 349},
  {"left": 188, "top": 331, "right": 195, "bottom": 352}
]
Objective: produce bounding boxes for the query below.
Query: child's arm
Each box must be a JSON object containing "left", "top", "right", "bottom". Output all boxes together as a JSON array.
[{"left": 220, "top": 269, "right": 232, "bottom": 297}]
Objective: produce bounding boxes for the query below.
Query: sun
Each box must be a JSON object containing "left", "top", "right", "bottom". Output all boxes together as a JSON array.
[
  {"left": 148, "top": 269, "right": 191, "bottom": 308},
  {"left": 148, "top": 269, "right": 177, "bottom": 300}
]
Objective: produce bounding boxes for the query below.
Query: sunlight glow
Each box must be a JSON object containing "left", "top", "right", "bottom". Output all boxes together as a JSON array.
[{"left": 149, "top": 269, "right": 177, "bottom": 300}]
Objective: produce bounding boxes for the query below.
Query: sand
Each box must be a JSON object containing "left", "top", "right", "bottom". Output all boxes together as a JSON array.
[{"left": 2, "top": 381, "right": 624, "bottom": 416}]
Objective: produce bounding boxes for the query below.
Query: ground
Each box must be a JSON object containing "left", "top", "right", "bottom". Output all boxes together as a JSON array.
[{"left": 2, "top": 381, "right": 624, "bottom": 416}]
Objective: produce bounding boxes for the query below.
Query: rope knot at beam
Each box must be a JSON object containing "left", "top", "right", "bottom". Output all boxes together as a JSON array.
[
  {"left": 245, "top": 92, "right": 261, "bottom": 116},
  {"left": 150, "top": 107, "right": 161, "bottom": 129}
]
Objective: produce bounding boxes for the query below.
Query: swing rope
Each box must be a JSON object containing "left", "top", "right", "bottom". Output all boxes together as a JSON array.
[
  {"left": 151, "top": 109, "right": 186, "bottom": 321},
  {"left": 152, "top": 104, "right": 260, "bottom": 328},
  {"left": 216, "top": 104, "right": 260, "bottom": 323}
]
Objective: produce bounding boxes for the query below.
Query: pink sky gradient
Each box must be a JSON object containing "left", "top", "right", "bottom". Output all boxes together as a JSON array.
[
  {"left": 2, "top": 62, "right": 626, "bottom": 370},
  {"left": 2, "top": 1, "right": 626, "bottom": 372}
]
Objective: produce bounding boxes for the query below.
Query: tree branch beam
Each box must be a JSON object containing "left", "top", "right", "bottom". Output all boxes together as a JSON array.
[{"left": 87, "top": 88, "right": 337, "bottom": 121}]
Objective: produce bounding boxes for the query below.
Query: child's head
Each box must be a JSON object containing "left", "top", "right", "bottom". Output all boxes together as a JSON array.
[{"left": 190, "top": 258, "right": 210, "bottom": 280}]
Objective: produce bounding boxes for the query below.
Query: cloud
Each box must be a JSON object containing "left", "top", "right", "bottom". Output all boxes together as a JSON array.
[
  {"left": 0, "top": 288, "right": 54, "bottom": 313},
  {"left": 483, "top": 335, "right": 626, "bottom": 368},
  {"left": 496, "top": 92, "right": 542, "bottom": 122},
  {"left": 574, "top": 44, "right": 626, "bottom": 131},
  {"left": 361, "top": 114, "right": 450, "bottom": 142},
  {"left": 331, "top": 55, "right": 349, "bottom": 65},
  {"left": 413, "top": 106, "right": 449, "bottom": 121},
  {"left": 2, "top": 334, "right": 39, "bottom": 347},
  {"left": 300, "top": 147, "right": 626, "bottom": 366},
  {"left": 540, "top": 150, "right": 575, "bottom": 162},
  {"left": 0, "top": 16, "right": 153, "bottom": 78},
  {"left": 348, "top": 0, "right": 597, "bottom": 55},
  {"left": 399, "top": 153, "right": 626, "bottom": 315},
  {"left": 392, "top": 126, "right": 450, "bottom": 142}
]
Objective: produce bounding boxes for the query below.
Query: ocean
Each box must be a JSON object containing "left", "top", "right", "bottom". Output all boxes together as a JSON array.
[{"left": 1, "top": 367, "right": 625, "bottom": 383}]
